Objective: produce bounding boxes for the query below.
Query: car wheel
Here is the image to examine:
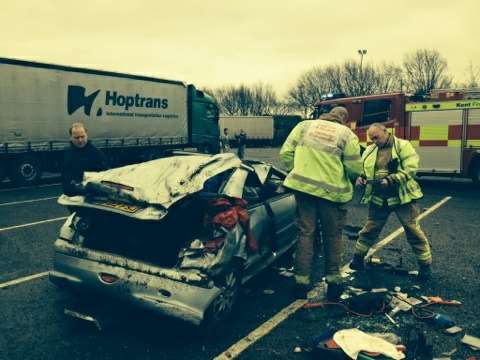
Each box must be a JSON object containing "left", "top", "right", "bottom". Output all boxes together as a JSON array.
[
  {"left": 8, "top": 156, "right": 43, "bottom": 186},
  {"left": 204, "top": 265, "right": 242, "bottom": 326}
]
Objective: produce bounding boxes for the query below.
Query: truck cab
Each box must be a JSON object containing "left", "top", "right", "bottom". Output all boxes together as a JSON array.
[{"left": 189, "top": 85, "right": 220, "bottom": 154}]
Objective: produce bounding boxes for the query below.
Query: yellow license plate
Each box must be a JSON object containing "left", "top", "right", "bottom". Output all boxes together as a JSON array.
[{"left": 95, "top": 201, "right": 140, "bottom": 213}]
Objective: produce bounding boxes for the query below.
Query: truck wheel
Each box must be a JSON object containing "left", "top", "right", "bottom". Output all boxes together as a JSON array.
[
  {"left": 0, "top": 162, "right": 6, "bottom": 182},
  {"left": 198, "top": 144, "right": 213, "bottom": 154},
  {"left": 8, "top": 157, "right": 43, "bottom": 186}
]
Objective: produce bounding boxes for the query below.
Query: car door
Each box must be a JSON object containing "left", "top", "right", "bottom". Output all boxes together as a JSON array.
[{"left": 261, "top": 168, "right": 296, "bottom": 253}]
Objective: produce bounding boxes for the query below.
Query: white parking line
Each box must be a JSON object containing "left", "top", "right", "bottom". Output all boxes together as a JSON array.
[
  {"left": 213, "top": 299, "right": 306, "bottom": 360},
  {"left": 214, "top": 196, "right": 452, "bottom": 359},
  {"left": 0, "top": 182, "right": 61, "bottom": 193},
  {"left": 364, "top": 196, "right": 451, "bottom": 261},
  {"left": 0, "top": 271, "right": 49, "bottom": 289},
  {"left": 0, "top": 196, "right": 59, "bottom": 207},
  {"left": 0, "top": 216, "right": 67, "bottom": 233}
]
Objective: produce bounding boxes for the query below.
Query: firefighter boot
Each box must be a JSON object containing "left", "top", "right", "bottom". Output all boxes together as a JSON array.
[
  {"left": 293, "top": 283, "right": 312, "bottom": 299},
  {"left": 418, "top": 264, "right": 432, "bottom": 282},
  {"left": 349, "top": 254, "right": 365, "bottom": 271},
  {"left": 326, "top": 282, "right": 345, "bottom": 302}
]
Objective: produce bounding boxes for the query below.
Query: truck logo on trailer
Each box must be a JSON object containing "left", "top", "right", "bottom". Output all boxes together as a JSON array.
[
  {"left": 67, "top": 85, "right": 170, "bottom": 117},
  {"left": 67, "top": 85, "right": 102, "bottom": 116}
]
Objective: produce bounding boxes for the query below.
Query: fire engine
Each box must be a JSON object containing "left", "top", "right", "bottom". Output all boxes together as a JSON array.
[{"left": 314, "top": 89, "right": 480, "bottom": 183}]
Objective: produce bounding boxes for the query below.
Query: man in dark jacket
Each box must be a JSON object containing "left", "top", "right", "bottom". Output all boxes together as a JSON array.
[
  {"left": 235, "top": 129, "right": 247, "bottom": 159},
  {"left": 62, "top": 123, "right": 109, "bottom": 196}
]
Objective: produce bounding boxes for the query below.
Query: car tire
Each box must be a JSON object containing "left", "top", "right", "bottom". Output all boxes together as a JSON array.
[
  {"left": 203, "top": 263, "right": 242, "bottom": 328},
  {"left": 8, "top": 156, "right": 43, "bottom": 186}
]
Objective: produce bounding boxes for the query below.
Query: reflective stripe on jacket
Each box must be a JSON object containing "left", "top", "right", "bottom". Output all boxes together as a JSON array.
[
  {"left": 279, "top": 120, "right": 362, "bottom": 203},
  {"left": 361, "top": 136, "right": 423, "bottom": 206}
]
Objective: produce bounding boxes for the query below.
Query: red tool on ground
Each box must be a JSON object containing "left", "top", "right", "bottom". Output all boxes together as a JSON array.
[{"left": 424, "top": 296, "right": 462, "bottom": 306}]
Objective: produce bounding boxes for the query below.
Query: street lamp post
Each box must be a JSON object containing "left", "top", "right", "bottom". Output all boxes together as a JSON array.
[
  {"left": 357, "top": 49, "right": 367, "bottom": 95},
  {"left": 358, "top": 49, "right": 367, "bottom": 70}
]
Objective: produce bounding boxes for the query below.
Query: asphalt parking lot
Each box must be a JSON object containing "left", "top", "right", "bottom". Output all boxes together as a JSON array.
[{"left": 1, "top": 147, "right": 479, "bottom": 360}]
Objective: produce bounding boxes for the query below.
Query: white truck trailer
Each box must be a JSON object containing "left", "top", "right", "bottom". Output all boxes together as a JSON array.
[
  {"left": 219, "top": 115, "right": 302, "bottom": 146},
  {"left": 0, "top": 58, "right": 220, "bottom": 185}
]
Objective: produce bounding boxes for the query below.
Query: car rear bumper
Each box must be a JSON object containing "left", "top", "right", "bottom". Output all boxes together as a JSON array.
[{"left": 50, "top": 250, "right": 221, "bottom": 326}]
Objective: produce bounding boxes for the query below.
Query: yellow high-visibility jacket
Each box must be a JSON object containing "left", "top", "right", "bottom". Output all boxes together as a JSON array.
[
  {"left": 279, "top": 119, "right": 362, "bottom": 203},
  {"left": 361, "top": 136, "right": 423, "bottom": 206}
]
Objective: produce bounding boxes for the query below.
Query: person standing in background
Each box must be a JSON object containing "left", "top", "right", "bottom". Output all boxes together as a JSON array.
[{"left": 235, "top": 129, "right": 247, "bottom": 159}]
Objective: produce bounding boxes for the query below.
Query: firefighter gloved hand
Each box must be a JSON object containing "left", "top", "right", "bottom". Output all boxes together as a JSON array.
[{"left": 355, "top": 177, "right": 367, "bottom": 187}]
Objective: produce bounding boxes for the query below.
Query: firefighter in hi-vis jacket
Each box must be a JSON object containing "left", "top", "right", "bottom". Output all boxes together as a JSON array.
[
  {"left": 280, "top": 106, "right": 362, "bottom": 301},
  {"left": 351, "top": 123, "right": 432, "bottom": 281}
]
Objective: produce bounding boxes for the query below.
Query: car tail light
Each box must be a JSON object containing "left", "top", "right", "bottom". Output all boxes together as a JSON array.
[{"left": 99, "top": 273, "right": 119, "bottom": 284}]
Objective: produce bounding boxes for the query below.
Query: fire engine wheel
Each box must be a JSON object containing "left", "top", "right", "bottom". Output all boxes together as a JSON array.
[
  {"left": 471, "top": 163, "right": 480, "bottom": 184},
  {"left": 8, "top": 156, "right": 43, "bottom": 186}
]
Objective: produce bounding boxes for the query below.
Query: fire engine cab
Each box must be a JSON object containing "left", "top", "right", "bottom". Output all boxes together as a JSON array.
[{"left": 314, "top": 89, "right": 480, "bottom": 183}]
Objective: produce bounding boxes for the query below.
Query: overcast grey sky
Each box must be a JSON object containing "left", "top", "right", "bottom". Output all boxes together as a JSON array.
[{"left": 2, "top": 1, "right": 478, "bottom": 96}]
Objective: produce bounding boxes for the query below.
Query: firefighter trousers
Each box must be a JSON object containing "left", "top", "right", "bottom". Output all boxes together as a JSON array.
[
  {"left": 293, "top": 191, "right": 347, "bottom": 286},
  {"left": 354, "top": 202, "right": 432, "bottom": 266}
]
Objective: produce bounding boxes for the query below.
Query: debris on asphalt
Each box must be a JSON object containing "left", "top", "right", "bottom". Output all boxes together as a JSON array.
[
  {"left": 64, "top": 308, "right": 103, "bottom": 331},
  {"left": 462, "top": 334, "right": 480, "bottom": 350},
  {"left": 333, "top": 328, "right": 406, "bottom": 359},
  {"left": 385, "top": 313, "right": 400, "bottom": 327},
  {"left": 440, "top": 348, "right": 457, "bottom": 356},
  {"left": 293, "top": 346, "right": 302, "bottom": 353},
  {"left": 278, "top": 269, "right": 294, "bottom": 278},
  {"left": 405, "top": 297, "right": 423, "bottom": 306},
  {"left": 443, "top": 326, "right": 463, "bottom": 335},
  {"left": 371, "top": 288, "right": 389, "bottom": 293},
  {"left": 423, "top": 296, "right": 462, "bottom": 306},
  {"left": 428, "top": 313, "right": 456, "bottom": 329},
  {"left": 367, "top": 332, "right": 401, "bottom": 345}
]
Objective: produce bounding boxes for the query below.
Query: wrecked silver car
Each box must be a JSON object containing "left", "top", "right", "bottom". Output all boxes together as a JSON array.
[{"left": 50, "top": 153, "right": 296, "bottom": 326}]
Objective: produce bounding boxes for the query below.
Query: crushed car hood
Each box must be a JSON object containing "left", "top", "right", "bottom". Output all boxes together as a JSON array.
[{"left": 59, "top": 153, "right": 242, "bottom": 220}]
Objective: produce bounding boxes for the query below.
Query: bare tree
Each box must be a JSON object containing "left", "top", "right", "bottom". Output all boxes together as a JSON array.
[
  {"left": 250, "top": 83, "right": 278, "bottom": 115},
  {"left": 286, "top": 66, "right": 340, "bottom": 117},
  {"left": 460, "top": 61, "right": 480, "bottom": 89},
  {"left": 375, "top": 63, "right": 404, "bottom": 93},
  {"left": 403, "top": 49, "right": 452, "bottom": 94},
  {"left": 211, "top": 83, "right": 279, "bottom": 116}
]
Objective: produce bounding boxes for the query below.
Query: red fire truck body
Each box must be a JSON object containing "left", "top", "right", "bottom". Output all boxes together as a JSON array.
[{"left": 314, "top": 91, "right": 480, "bottom": 182}]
